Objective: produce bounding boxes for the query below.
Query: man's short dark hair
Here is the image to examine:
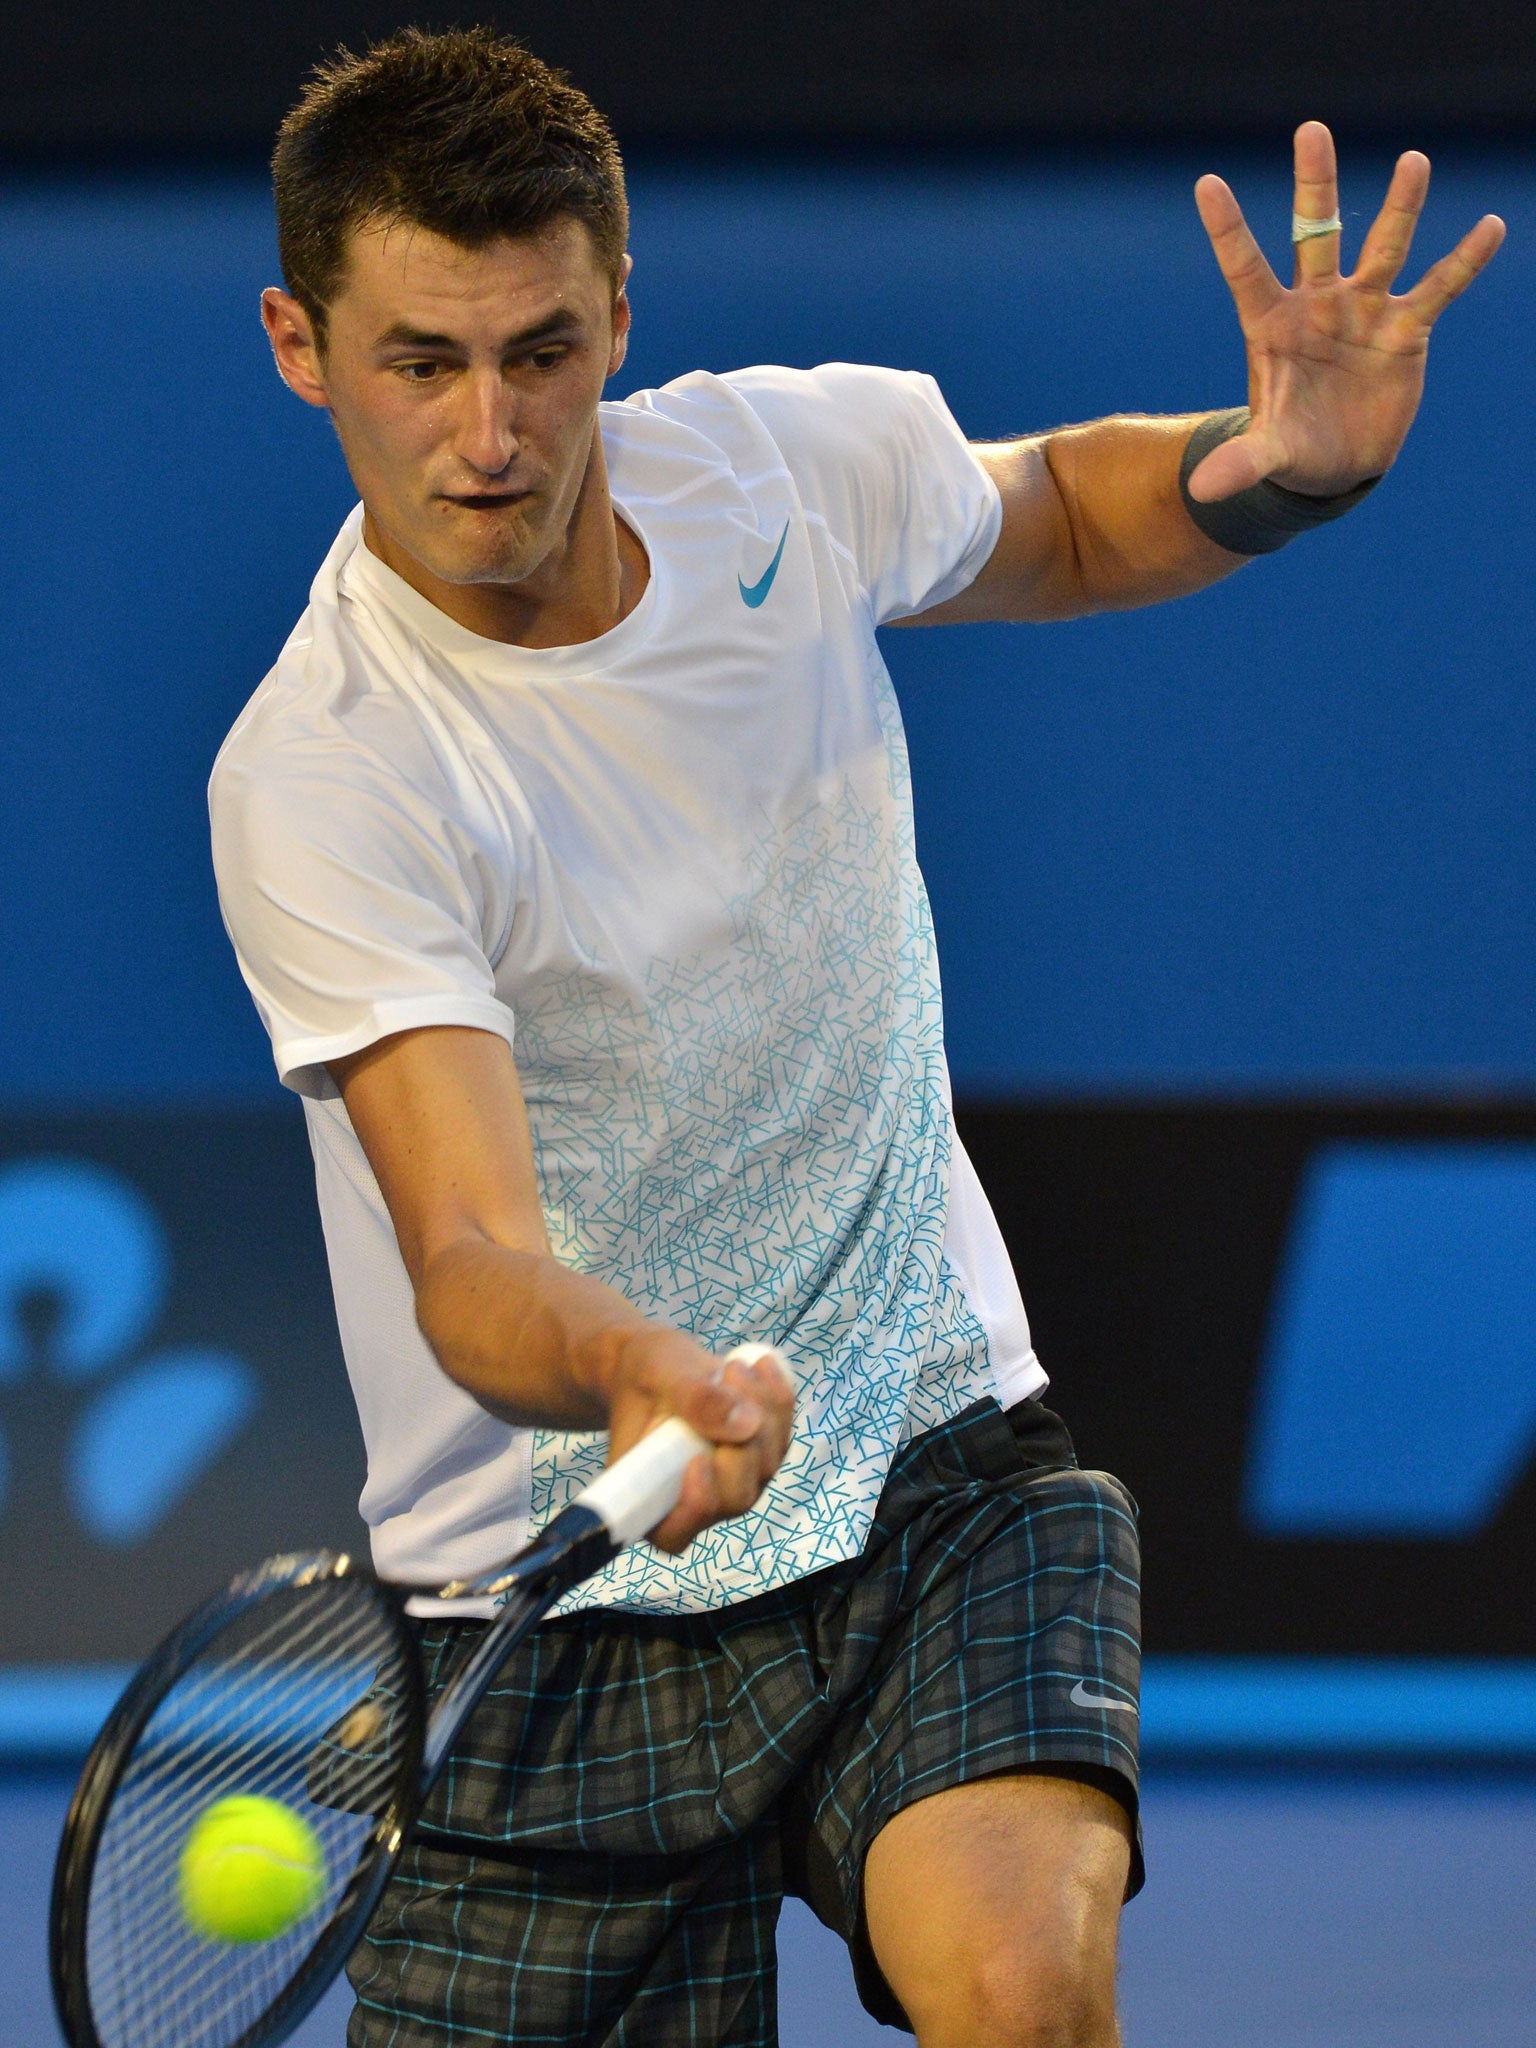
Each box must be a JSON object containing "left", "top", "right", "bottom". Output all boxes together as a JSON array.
[{"left": 273, "top": 27, "right": 628, "bottom": 343}]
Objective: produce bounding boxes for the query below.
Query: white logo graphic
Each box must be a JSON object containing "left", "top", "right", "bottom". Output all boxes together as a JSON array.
[
  {"left": 1069, "top": 1679, "right": 1138, "bottom": 1714},
  {"left": 0, "top": 1157, "right": 258, "bottom": 1544}
]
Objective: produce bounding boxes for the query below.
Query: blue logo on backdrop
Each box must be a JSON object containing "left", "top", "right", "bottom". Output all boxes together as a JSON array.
[
  {"left": 0, "top": 1158, "right": 258, "bottom": 1544},
  {"left": 1246, "top": 1143, "right": 1536, "bottom": 1537}
]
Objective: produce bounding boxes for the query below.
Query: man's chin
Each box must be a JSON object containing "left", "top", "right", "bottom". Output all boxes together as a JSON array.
[
  {"left": 415, "top": 528, "right": 546, "bottom": 591},
  {"left": 364, "top": 500, "right": 554, "bottom": 597}
]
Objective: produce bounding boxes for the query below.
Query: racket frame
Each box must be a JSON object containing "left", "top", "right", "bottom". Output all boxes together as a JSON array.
[
  {"left": 50, "top": 1398, "right": 745, "bottom": 2048},
  {"left": 49, "top": 1551, "right": 425, "bottom": 2048},
  {"left": 48, "top": 1519, "right": 614, "bottom": 2048}
]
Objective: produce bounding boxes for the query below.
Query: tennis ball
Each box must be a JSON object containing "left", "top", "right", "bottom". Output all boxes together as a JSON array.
[{"left": 178, "top": 1794, "right": 326, "bottom": 1943}]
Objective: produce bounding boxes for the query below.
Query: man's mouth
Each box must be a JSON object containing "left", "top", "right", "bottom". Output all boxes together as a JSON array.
[{"left": 444, "top": 490, "right": 530, "bottom": 511}]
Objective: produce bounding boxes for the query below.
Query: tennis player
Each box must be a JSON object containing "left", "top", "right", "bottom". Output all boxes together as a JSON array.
[{"left": 210, "top": 31, "right": 1501, "bottom": 2047}]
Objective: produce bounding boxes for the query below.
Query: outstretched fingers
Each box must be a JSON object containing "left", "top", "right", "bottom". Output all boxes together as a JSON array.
[
  {"left": 1195, "top": 173, "right": 1284, "bottom": 325},
  {"left": 1353, "top": 150, "right": 1431, "bottom": 289},
  {"left": 1401, "top": 213, "right": 1508, "bottom": 325},
  {"left": 1291, "top": 119, "right": 1342, "bottom": 282}
]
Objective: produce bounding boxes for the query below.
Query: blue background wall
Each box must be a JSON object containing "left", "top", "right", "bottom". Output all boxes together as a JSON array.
[
  {"left": 5, "top": 149, "right": 1536, "bottom": 2048},
  {"left": 2, "top": 148, "right": 1528, "bottom": 1106}
]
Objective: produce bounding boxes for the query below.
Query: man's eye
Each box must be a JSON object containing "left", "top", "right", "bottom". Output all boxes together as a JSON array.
[
  {"left": 397, "top": 361, "right": 442, "bottom": 382},
  {"left": 528, "top": 348, "right": 568, "bottom": 371}
]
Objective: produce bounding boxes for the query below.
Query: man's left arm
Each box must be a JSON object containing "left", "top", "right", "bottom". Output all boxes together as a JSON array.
[{"left": 906, "top": 121, "right": 1504, "bottom": 629}]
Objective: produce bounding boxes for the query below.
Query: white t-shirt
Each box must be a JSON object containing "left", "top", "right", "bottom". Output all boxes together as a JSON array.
[{"left": 211, "top": 363, "right": 1046, "bottom": 1615}]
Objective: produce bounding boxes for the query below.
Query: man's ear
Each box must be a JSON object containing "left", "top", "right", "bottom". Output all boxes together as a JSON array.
[
  {"left": 261, "top": 287, "right": 331, "bottom": 409},
  {"left": 607, "top": 253, "right": 634, "bottom": 379}
]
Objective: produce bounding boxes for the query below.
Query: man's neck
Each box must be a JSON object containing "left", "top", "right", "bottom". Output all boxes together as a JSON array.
[{"left": 363, "top": 440, "right": 649, "bottom": 649}]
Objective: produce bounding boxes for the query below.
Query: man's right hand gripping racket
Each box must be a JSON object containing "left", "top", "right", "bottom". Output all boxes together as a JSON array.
[{"left": 50, "top": 1348, "right": 781, "bottom": 2048}]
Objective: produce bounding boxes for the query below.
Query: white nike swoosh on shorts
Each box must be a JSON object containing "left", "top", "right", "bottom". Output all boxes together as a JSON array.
[{"left": 1069, "top": 1679, "right": 1138, "bottom": 1713}]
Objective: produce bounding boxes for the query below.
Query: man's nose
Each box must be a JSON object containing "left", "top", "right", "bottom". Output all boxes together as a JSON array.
[{"left": 453, "top": 369, "right": 518, "bottom": 477}]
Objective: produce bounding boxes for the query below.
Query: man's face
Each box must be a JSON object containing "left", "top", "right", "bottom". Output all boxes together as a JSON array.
[{"left": 272, "top": 216, "right": 630, "bottom": 592}]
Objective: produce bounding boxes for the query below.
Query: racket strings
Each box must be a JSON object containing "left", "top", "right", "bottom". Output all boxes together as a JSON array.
[
  {"left": 104, "top": 1595, "right": 399, "bottom": 2043},
  {"left": 83, "top": 1578, "right": 412, "bottom": 2048},
  {"left": 93, "top": 1587, "right": 403, "bottom": 2047},
  {"left": 94, "top": 1595, "right": 381, "bottom": 2032},
  {"left": 100, "top": 1618, "right": 385, "bottom": 2035},
  {"left": 99, "top": 1592, "right": 396, "bottom": 1871}
]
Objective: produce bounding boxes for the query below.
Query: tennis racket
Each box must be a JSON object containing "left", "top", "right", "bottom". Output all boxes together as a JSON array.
[{"left": 51, "top": 1348, "right": 778, "bottom": 2048}]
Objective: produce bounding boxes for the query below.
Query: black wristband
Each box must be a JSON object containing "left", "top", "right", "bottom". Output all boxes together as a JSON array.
[{"left": 1179, "top": 407, "right": 1381, "bottom": 556}]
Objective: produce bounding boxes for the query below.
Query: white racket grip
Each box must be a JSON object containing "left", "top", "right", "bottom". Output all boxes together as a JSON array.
[{"left": 573, "top": 1345, "right": 787, "bottom": 1547}]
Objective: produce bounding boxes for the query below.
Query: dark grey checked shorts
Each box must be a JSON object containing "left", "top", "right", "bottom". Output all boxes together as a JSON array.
[{"left": 347, "top": 1396, "right": 1142, "bottom": 2046}]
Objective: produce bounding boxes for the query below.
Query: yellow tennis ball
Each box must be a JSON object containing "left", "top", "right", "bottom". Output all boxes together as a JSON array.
[{"left": 178, "top": 1794, "right": 326, "bottom": 1943}]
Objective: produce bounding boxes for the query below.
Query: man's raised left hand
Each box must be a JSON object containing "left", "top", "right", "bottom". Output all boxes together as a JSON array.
[{"left": 1188, "top": 120, "right": 1505, "bottom": 504}]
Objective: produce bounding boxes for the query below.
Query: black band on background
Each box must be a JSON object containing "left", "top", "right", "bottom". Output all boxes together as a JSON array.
[{"left": 1179, "top": 407, "right": 1381, "bottom": 556}]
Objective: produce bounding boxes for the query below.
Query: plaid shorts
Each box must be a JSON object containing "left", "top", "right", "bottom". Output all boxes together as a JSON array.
[{"left": 347, "top": 1397, "right": 1142, "bottom": 2046}]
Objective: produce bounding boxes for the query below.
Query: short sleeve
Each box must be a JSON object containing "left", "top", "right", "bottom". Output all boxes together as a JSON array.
[
  {"left": 209, "top": 741, "right": 514, "bottom": 1100},
  {"left": 721, "top": 363, "right": 1002, "bottom": 625}
]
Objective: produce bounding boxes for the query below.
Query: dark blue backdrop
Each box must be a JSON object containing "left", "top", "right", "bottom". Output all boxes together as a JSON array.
[{"left": 1, "top": 150, "right": 1528, "bottom": 1103}]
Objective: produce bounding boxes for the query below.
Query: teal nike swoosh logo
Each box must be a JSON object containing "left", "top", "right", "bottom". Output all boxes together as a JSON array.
[{"left": 738, "top": 522, "right": 790, "bottom": 608}]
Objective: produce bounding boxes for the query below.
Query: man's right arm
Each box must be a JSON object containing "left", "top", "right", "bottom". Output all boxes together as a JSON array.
[{"left": 331, "top": 1022, "right": 793, "bottom": 1553}]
